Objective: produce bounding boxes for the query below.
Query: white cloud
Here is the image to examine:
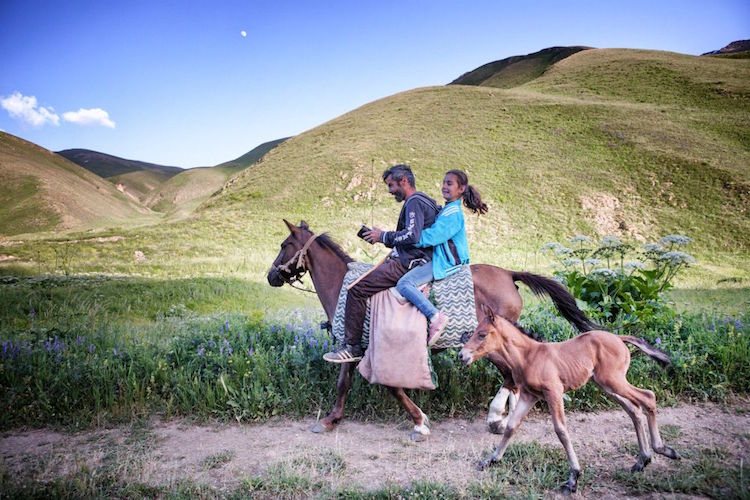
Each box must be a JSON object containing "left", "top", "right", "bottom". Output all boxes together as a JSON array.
[
  {"left": 1, "top": 92, "right": 60, "bottom": 126},
  {"left": 62, "top": 108, "right": 116, "bottom": 128}
]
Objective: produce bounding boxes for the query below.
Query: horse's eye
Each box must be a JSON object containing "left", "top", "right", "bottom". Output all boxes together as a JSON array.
[{"left": 478, "top": 331, "right": 487, "bottom": 340}]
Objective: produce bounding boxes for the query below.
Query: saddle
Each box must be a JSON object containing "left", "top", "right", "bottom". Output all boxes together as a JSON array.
[{"left": 331, "top": 262, "right": 477, "bottom": 350}]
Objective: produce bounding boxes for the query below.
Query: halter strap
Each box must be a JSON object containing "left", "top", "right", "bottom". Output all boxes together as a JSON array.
[{"left": 275, "top": 232, "right": 319, "bottom": 274}]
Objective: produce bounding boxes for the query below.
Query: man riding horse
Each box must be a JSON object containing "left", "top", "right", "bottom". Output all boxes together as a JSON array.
[{"left": 323, "top": 164, "right": 440, "bottom": 363}]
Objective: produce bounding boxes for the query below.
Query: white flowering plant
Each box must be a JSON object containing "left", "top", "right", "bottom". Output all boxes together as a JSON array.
[{"left": 542, "top": 234, "right": 695, "bottom": 326}]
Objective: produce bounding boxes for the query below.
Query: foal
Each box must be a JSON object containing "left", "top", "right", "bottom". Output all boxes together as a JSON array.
[{"left": 459, "top": 307, "right": 679, "bottom": 494}]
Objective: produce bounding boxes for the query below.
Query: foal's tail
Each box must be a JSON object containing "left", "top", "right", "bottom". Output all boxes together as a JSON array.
[
  {"left": 512, "top": 271, "right": 601, "bottom": 332},
  {"left": 620, "top": 336, "right": 671, "bottom": 367}
]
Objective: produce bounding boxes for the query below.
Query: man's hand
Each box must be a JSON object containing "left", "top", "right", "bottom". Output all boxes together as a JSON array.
[{"left": 363, "top": 227, "right": 383, "bottom": 245}]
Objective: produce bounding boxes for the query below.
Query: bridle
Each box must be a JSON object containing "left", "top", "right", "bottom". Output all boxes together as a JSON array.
[{"left": 270, "top": 232, "right": 320, "bottom": 293}]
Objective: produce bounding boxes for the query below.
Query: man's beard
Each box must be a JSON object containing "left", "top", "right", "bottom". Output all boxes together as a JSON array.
[{"left": 393, "top": 192, "right": 405, "bottom": 202}]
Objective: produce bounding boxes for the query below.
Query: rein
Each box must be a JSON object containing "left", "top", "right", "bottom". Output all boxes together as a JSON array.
[{"left": 271, "top": 233, "right": 320, "bottom": 293}]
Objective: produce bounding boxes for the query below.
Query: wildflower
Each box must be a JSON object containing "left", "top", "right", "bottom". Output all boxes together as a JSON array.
[
  {"left": 76, "top": 336, "right": 84, "bottom": 346},
  {"left": 655, "top": 337, "right": 662, "bottom": 345},
  {"left": 570, "top": 235, "right": 590, "bottom": 244},
  {"left": 660, "top": 251, "right": 695, "bottom": 266},
  {"left": 561, "top": 258, "right": 579, "bottom": 268},
  {"left": 113, "top": 347, "right": 118, "bottom": 357},
  {"left": 735, "top": 319, "right": 742, "bottom": 330},
  {"left": 89, "top": 344, "right": 96, "bottom": 353},
  {"left": 584, "top": 258, "right": 603, "bottom": 267},
  {"left": 600, "top": 236, "right": 624, "bottom": 248},
  {"left": 247, "top": 347, "right": 254, "bottom": 356},
  {"left": 624, "top": 261, "right": 645, "bottom": 270},
  {"left": 223, "top": 339, "right": 233, "bottom": 356},
  {"left": 660, "top": 234, "right": 693, "bottom": 247},
  {"left": 197, "top": 345, "right": 205, "bottom": 357}
]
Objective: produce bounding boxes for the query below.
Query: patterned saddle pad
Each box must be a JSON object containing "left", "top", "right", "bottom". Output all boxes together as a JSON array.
[{"left": 331, "top": 262, "right": 477, "bottom": 349}]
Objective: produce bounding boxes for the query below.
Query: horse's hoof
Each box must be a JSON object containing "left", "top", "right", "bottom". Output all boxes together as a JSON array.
[
  {"left": 560, "top": 483, "right": 576, "bottom": 496},
  {"left": 477, "top": 459, "right": 492, "bottom": 471},
  {"left": 409, "top": 431, "right": 429, "bottom": 442},
  {"left": 630, "top": 455, "right": 651, "bottom": 472},
  {"left": 488, "top": 420, "right": 505, "bottom": 435},
  {"left": 658, "top": 446, "right": 680, "bottom": 460},
  {"left": 311, "top": 422, "right": 333, "bottom": 433}
]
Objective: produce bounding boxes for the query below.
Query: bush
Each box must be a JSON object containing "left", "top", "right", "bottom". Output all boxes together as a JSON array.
[{"left": 542, "top": 234, "right": 695, "bottom": 327}]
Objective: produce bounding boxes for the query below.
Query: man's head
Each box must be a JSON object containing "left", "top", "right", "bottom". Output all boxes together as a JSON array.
[{"left": 382, "top": 164, "right": 416, "bottom": 202}]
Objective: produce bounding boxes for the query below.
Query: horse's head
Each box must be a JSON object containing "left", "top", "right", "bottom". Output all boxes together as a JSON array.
[
  {"left": 267, "top": 219, "right": 316, "bottom": 287},
  {"left": 459, "top": 304, "right": 507, "bottom": 365}
]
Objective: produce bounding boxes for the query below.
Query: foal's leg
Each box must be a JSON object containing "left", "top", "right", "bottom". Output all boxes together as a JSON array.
[
  {"left": 387, "top": 386, "right": 430, "bottom": 442},
  {"left": 478, "top": 390, "right": 537, "bottom": 470},
  {"left": 629, "top": 386, "right": 680, "bottom": 461},
  {"left": 594, "top": 380, "right": 652, "bottom": 472},
  {"left": 312, "top": 363, "right": 356, "bottom": 433},
  {"left": 545, "top": 391, "right": 581, "bottom": 494}
]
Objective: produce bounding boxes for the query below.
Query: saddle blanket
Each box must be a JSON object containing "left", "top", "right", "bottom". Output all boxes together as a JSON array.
[{"left": 331, "top": 262, "right": 477, "bottom": 350}]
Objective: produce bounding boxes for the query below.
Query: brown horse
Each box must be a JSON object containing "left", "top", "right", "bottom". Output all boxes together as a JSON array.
[
  {"left": 267, "top": 220, "right": 599, "bottom": 440},
  {"left": 459, "top": 307, "right": 679, "bottom": 494}
]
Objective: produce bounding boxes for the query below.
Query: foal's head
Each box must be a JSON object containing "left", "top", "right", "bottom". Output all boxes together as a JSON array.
[{"left": 459, "top": 305, "right": 508, "bottom": 365}]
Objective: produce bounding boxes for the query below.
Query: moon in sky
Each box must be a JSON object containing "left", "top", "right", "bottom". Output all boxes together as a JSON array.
[{"left": 240, "top": 30, "right": 247, "bottom": 37}]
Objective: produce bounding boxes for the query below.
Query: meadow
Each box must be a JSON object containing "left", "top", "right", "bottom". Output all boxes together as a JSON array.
[{"left": 1, "top": 47, "right": 748, "bottom": 497}]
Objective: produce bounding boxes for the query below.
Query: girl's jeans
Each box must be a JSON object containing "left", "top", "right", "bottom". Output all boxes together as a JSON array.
[{"left": 396, "top": 262, "right": 438, "bottom": 319}]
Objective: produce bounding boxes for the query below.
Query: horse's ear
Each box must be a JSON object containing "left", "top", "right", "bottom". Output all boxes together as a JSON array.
[
  {"left": 283, "top": 219, "right": 297, "bottom": 233},
  {"left": 300, "top": 220, "right": 309, "bottom": 230}
]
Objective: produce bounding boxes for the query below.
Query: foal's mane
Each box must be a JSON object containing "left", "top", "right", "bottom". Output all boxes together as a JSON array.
[
  {"left": 498, "top": 314, "right": 545, "bottom": 342},
  {"left": 315, "top": 232, "right": 354, "bottom": 264}
]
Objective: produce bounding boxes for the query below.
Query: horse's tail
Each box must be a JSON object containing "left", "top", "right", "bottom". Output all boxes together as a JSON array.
[
  {"left": 620, "top": 336, "right": 671, "bottom": 367},
  {"left": 511, "top": 271, "right": 601, "bottom": 332}
]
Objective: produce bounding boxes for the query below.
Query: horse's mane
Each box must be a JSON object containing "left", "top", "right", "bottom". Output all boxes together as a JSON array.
[{"left": 316, "top": 233, "right": 354, "bottom": 264}]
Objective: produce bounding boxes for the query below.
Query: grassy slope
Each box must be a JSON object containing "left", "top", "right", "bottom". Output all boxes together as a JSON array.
[
  {"left": 56, "top": 148, "right": 183, "bottom": 178},
  {"left": 0, "top": 132, "right": 157, "bottom": 236},
  {"left": 108, "top": 170, "right": 175, "bottom": 202},
  {"left": 189, "top": 50, "right": 748, "bottom": 279},
  {"left": 450, "top": 46, "right": 589, "bottom": 88},
  {"left": 1, "top": 49, "right": 748, "bottom": 299}
]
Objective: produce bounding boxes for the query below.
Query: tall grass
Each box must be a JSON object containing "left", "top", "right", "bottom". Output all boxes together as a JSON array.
[{"left": 1, "top": 275, "right": 747, "bottom": 430}]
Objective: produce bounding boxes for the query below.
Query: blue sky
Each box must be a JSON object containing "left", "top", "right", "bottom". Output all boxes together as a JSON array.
[{"left": 1, "top": 1, "right": 748, "bottom": 168}]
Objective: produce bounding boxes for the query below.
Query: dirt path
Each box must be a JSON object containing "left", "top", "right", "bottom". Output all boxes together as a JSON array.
[{"left": 2, "top": 401, "right": 748, "bottom": 497}]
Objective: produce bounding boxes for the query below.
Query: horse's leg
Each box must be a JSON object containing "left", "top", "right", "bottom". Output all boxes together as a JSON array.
[
  {"left": 628, "top": 385, "right": 680, "bottom": 461},
  {"left": 486, "top": 357, "right": 518, "bottom": 434},
  {"left": 478, "top": 390, "right": 537, "bottom": 470},
  {"left": 311, "top": 363, "right": 356, "bottom": 433},
  {"left": 594, "top": 380, "right": 653, "bottom": 472},
  {"left": 387, "top": 386, "right": 430, "bottom": 442},
  {"left": 545, "top": 390, "right": 582, "bottom": 494}
]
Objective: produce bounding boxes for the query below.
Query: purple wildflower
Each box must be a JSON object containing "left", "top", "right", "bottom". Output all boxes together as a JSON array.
[
  {"left": 735, "top": 319, "right": 742, "bottom": 330},
  {"left": 224, "top": 320, "right": 229, "bottom": 332},
  {"left": 655, "top": 337, "right": 662, "bottom": 345},
  {"left": 247, "top": 347, "right": 254, "bottom": 356},
  {"left": 89, "top": 345, "right": 96, "bottom": 353},
  {"left": 76, "top": 336, "right": 84, "bottom": 346},
  {"left": 113, "top": 347, "right": 118, "bottom": 357},
  {"left": 223, "top": 339, "right": 232, "bottom": 355}
]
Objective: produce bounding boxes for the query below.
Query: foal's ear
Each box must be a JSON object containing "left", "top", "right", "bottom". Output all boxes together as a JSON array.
[{"left": 480, "top": 303, "right": 496, "bottom": 323}]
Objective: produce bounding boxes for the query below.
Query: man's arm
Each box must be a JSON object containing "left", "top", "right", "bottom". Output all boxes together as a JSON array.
[{"left": 381, "top": 198, "right": 425, "bottom": 247}]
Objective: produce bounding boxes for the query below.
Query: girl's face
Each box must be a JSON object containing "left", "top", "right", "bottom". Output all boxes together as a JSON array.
[{"left": 441, "top": 173, "right": 465, "bottom": 202}]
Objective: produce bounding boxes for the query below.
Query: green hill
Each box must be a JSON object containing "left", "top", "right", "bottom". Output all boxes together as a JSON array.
[
  {"left": 56, "top": 148, "right": 183, "bottom": 178},
  {"left": 0, "top": 132, "right": 156, "bottom": 236},
  {"left": 190, "top": 48, "right": 748, "bottom": 282},
  {"left": 214, "top": 138, "right": 289, "bottom": 173},
  {"left": 450, "top": 46, "right": 590, "bottom": 88},
  {"left": 1, "top": 48, "right": 748, "bottom": 290}
]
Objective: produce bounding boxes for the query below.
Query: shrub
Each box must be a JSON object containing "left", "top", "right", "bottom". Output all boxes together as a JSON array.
[{"left": 542, "top": 234, "right": 695, "bottom": 327}]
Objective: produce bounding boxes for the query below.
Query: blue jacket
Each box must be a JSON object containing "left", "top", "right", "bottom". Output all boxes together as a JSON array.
[{"left": 416, "top": 199, "right": 470, "bottom": 279}]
